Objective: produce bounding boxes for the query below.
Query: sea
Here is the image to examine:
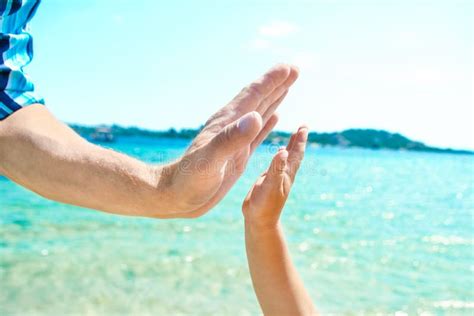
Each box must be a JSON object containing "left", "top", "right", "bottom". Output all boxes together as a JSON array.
[{"left": 1, "top": 137, "right": 473, "bottom": 315}]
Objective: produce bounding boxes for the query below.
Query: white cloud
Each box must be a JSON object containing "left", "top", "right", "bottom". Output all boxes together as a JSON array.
[
  {"left": 249, "top": 20, "right": 300, "bottom": 51},
  {"left": 258, "top": 21, "right": 299, "bottom": 38}
]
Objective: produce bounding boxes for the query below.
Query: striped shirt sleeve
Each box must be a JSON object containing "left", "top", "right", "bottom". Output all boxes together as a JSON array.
[{"left": 0, "top": 0, "right": 44, "bottom": 120}]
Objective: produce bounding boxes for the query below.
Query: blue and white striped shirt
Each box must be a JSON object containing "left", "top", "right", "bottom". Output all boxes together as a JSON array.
[{"left": 0, "top": 0, "right": 43, "bottom": 120}]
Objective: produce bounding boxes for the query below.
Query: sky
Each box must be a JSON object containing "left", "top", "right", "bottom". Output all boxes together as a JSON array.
[{"left": 27, "top": 0, "right": 473, "bottom": 149}]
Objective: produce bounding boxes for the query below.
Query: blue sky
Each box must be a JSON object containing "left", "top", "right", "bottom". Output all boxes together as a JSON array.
[{"left": 27, "top": 0, "right": 473, "bottom": 149}]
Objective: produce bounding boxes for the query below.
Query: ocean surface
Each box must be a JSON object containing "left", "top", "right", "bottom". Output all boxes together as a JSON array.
[{"left": 1, "top": 137, "right": 473, "bottom": 315}]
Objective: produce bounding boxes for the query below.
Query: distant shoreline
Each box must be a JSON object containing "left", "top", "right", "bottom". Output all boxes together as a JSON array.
[{"left": 69, "top": 123, "right": 473, "bottom": 155}]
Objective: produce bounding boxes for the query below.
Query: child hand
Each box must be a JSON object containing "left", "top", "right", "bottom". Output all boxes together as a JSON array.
[{"left": 242, "top": 126, "right": 308, "bottom": 229}]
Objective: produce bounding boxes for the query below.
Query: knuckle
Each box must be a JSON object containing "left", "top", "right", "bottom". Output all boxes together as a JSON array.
[
  {"left": 265, "top": 72, "right": 278, "bottom": 90},
  {"left": 247, "top": 83, "right": 264, "bottom": 99}
]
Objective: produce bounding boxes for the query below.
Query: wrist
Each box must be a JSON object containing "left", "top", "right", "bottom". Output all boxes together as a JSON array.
[
  {"left": 138, "top": 163, "right": 179, "bottom": 217},
  {"left": 245, "top": 219, "right": 282, "bottom": 237}
]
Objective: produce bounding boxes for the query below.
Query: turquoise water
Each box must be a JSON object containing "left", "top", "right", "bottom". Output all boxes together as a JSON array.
[{"left": 1, "top": 137, "right": 473, "bottom": 315}]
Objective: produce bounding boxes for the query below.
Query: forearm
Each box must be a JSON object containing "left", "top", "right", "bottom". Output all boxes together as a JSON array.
[
  {"left": 0, "top": 105, "right": 176, "bottom": 217},
  {"left": 245, "top": 222, "right": 317, "bottom": 316}
]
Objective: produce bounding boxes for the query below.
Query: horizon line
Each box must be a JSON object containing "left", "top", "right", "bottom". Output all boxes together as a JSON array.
[{"left": 66, "top": 121, "right": 474, "bottom": 152}]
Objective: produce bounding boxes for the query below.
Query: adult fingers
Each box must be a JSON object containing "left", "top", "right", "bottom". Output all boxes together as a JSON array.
[
  {"left": 261, "top": 90, "right": 287, "bottom": 126},
  {"left": 230, "top": 64, "right": 292, "bottom": 114},
  {"left": 250, "top": 113, "right": 279, "bottom": 153},
  {"left": 257, "top": 65, "right": 299, "bottom": 116}
]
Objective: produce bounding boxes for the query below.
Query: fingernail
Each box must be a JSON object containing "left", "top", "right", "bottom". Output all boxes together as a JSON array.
[
  {"left": 280, "top": 150, "right": 289, "bottom": 159},
  {"left": 237, "top": 114, "right": 252, "bottom": 133},
  {"left": 298, "top": 128, "right": 309, "bottom": 141},
  {"left": 298, "top": 125, "right": 309, "bottom": 132}
]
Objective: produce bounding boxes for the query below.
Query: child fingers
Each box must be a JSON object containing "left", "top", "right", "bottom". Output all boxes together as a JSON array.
[
  {"left": 286, "top": 130, "right": 297, "bottom": 152},
  {"left": 287, "top": 126, "right": 308, "bottom": 182},
  {"left": 267, "top": 148, "right": 289, "bottom": 179}
]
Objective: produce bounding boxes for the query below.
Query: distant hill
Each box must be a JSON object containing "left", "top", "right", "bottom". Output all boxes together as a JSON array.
[{"left": 69, "top": 124, "right": 473, "bottom": 155}]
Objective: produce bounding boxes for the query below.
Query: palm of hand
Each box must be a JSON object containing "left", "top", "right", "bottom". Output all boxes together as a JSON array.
[
  {"left": 243, "top": 162, "right": 292, "bottom": 227},
  {"left": 166, "top": 65, "right": 299, "bottom": 218},
  {"left": 243, "top": 127, "right": 308, "bottom": 228}
]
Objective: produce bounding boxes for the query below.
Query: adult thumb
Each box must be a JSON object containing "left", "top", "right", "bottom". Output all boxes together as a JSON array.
[{"left": 208, "top": 111, "right": 262, "bottom": 158}]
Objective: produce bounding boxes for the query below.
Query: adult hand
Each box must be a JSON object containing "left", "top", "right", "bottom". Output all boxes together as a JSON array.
[{"left": 161, "top": 64, "right": 299, "bottom": 218}]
